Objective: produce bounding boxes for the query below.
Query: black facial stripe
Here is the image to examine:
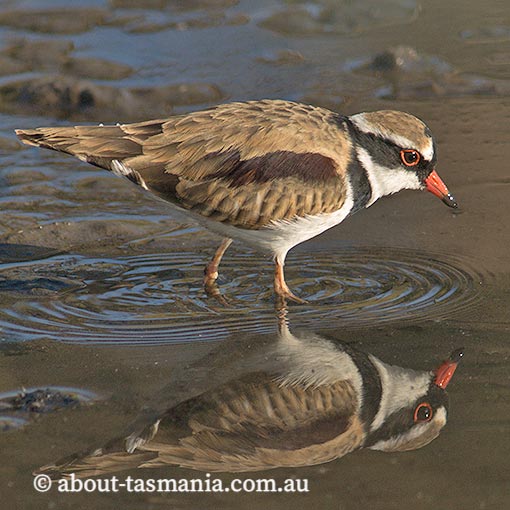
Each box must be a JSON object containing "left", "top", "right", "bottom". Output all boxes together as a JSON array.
[
  {"left": 346, "top": 121, "right": 437, "bottom": 184},
  {"left": 364, "top": 381, "right": 449, "bottom": 447},
  {"left": 354, "top": 131, "right": 402, "bottom": 168},
  {"left": 328, "top": 114, "right": 372, "bottom": 211},
  {"left": 346, "top": 145, "right": 372, "bottom": 213},
  {"left": 343, "top": 118, "right": 403, "bottom": 172},
  {"left": 364, "top": 405, "right": 415, "bottom": 447},
  {"left": 424, "top": 384, "right": 450, "bottom": 409},
  {"left": 340, "top": 343, "right": 382, "bottom": 428}
]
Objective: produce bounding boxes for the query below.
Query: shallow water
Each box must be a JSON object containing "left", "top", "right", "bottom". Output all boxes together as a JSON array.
[
  {"left": 0, "top": 0, "right": 509, "bottom": 509},
  {"left": 0, "top": 245, "right": 482, "bottom": 344}
]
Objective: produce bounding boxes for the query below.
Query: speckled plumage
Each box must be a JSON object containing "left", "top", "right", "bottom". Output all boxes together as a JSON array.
[{"left": 17, "top": 100, "right": 352, "bottom": 229}]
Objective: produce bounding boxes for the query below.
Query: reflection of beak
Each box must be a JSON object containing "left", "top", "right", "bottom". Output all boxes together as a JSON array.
[
  {"left": 434, "top": 348, "right": 464, "bottom": 389},
  {"left": 425, "top": 170, "right": 458, "bottom": 208}
]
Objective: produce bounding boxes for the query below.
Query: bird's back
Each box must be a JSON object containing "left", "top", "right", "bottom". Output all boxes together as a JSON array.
[{"left": 16, "top": 100, "right": 352, "bottom": 229}]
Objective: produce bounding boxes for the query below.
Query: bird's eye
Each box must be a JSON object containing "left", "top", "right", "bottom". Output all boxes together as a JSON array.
[
  {"left": 414, "top": 402, "right": 433, "bottom": 423},
  {"left": 400, "top": 149, "right": 421, "bottom": 167}
]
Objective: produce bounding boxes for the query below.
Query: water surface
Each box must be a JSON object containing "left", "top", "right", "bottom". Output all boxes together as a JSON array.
[{"left": 0, "top": 0, "right": 509, "bottom": 509}]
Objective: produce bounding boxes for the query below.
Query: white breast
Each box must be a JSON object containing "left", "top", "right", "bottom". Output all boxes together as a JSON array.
[
  {"left": 198, "top": 200, "right": 353, "bottom": 263},
  {"left": 263, "top": 196, "right": 354, "bottom": 262},
  {"left": 142, "top": 180, "right": 354, "bottom": 264}
]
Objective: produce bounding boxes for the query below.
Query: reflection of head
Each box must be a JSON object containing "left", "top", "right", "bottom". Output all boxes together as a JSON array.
[
  {"left": 364, "top": 347, "right": 462, "bottom": 452},
  {"left": 37, "top": 329, "right": 462, "bottom": 477}
]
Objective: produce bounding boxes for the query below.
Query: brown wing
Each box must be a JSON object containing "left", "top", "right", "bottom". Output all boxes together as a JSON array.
[
  {"left": 37, "top": 373, "right": 364, "bottom": 477},
  {"left": 137, "top": 374, "right": 364, "bottom": 472},
  {"left": 16, "top": 100, "right": 352, "bottom": 228}
]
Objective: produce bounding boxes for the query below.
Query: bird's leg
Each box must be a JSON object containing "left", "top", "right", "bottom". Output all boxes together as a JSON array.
[
  {"left": 274, "top": 257, "right": 307, "bottom": 304},
  {"left": 204, "top": 238, "right": 232, "bottom": 299}
]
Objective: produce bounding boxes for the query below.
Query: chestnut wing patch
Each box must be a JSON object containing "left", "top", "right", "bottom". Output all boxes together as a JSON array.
[
  {"left": 167, "top": 149, "right": 345, "bottom": 227},
  {"left": 142, "top": 376, "right": 362, "bottom": 471},
  {"left": 208, "top": 150, "right": 339, "bottom": 187},
  {"left": 15, "top": 108, "right": 347, "bottom": 229}
]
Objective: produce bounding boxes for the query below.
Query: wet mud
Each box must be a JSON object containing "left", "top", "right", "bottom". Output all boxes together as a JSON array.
[{"left": 0, "top": 0, "right": 509, "bottom": 509}]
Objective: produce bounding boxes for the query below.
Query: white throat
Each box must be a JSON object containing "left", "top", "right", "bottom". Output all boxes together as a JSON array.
[
  {"left": 369, "top": 355, "right": 431, "bottom": 432},
  {"left": 356, "top": 147, "right": 421, "bottom": 207}
]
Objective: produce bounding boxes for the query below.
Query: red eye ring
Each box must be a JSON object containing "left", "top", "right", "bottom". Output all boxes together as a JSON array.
[
  {"left": 414, "top": 402, "right": 433, "bottom": 423},
  {"left": 400, "top": 149, "right": 421, "bottom": 167}
]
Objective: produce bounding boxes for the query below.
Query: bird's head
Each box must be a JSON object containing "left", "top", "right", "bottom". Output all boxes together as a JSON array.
[
  {"left": 365, "top": 348, "right": 464, "bottom": 452},
  {"left": 349, "top": 110, "right": 458, "bottom": 208}
]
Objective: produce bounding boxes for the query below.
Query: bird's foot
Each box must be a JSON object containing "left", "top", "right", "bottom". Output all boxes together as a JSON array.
[
  {"left": 204, "top": 269, "right": 230, "bottom": 306},
  {"left": 274, "top": 283, "right": 307, "bottom": 305},
  {"left": 274, "top": 260, "right": 307, "bottom": 305},
  {"left": 281, "top": 290, "right": 307, "bottom": 304},
  {"left": 204, "top": 279, "right": 230, "bottom": 306}
]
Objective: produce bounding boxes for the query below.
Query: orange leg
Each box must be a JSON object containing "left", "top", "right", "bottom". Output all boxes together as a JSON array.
[
  {"left": 204, "top": 238, "right": 232, "bottom": 288},
  {"left": 274, "top": 258, "right": 306, "bottom": 304}
]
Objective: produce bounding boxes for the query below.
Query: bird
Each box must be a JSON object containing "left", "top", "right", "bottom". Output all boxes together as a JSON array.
[
  {"left": 35, "top": 327, "right": 464, "bottom": 476},
  {"left": 16, "top": 100, "right": 458, "bottom": 303}
]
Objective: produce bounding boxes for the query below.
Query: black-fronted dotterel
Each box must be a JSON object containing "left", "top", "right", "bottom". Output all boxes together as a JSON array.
[{"left": 16, "top": 100, "right": 457, "bottom": 302}]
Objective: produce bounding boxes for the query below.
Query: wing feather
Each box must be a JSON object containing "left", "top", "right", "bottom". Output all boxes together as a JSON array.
[
  {"left": 16, "top": 100, "right": 353, "bottom": 228},
  {"left": 136, "top": 374, "right": 364, "bottom": 472}
]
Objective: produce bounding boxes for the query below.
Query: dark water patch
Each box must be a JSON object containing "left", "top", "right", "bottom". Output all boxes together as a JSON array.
[
  {"left": 0, "top": 243, "right": 63, "bottom": 264},
  {"left": 0, "top": 37, "right": 133, "bottom": 80},
  {"left": 0, "top": 277, "right": 76, "bottom": 294},
  {"left": 256, "top": 49, "right": 306, "bottom": 66},
  {"left": 1, "top": 39, "right": 73, "bottom": 73},
  {"left": 0, "top": 386, "right": 97, "bottom": 414},
  {"left": 0, "top": 386, "right": 98, "bottom": 432},
  {"left": 348, "top": 45, "right": 505, "bottom": 100},
  {"left": 0, "top": 247, "right": 483, "bottom": 345},
  {"left": 111, "top": 0, "right": 240, "bottom": 10},
  {"left": 0, "top": 8, "right": 110, "bottom": 35},
  {"left": 460, "top": 26, "right": 510, "bottom": 44},
  {"left": 348, "top": 46, "right": 453, "bottom": 78},
  {"left": 0, "top": 253, "right": 127, "bottom": 298},
  {"left": 123, "top": 11, "right": 249, "bottom": 33}
]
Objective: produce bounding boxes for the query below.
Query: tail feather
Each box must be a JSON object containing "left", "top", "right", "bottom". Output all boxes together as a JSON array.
[
  {"left": 36, "top": 448, "right": 159, "bottom": 480},
  {"left": 35, "top": 417, "right": 163, "bottom": 479},
  {"left": 16, "top": 126, "right": 144, "bottom": 170},
  {"left": 16, "top": 121, "right": 180, "bottom": 201}
]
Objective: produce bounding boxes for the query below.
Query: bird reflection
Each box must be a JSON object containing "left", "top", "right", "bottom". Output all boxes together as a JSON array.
[{"left": 38, "top": 325, "right": 463, "bottom": 477}]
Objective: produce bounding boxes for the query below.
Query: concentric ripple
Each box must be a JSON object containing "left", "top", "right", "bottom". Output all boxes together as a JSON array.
[{"left": 0, "top": 247, "right": 483, "bottom": 345}]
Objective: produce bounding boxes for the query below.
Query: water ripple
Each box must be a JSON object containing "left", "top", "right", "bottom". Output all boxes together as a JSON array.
[{"left": 0, "top": 247, "right": 483, "bottom": 345}]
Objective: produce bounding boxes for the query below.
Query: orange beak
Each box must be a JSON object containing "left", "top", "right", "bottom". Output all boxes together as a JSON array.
[
  {"left": 434, "top": 348, "right": 464, "bottom": 389},
  {"left": 425, "top": 170, "right": 458, "bottom": 208}
]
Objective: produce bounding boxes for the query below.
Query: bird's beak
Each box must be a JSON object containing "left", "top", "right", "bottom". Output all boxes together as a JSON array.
[
  {"left": 434, "top": 348, "right": 464, "bottom": 389},
  {"left": 425, "top": 170, "right": 458, "bottom": 208}
]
